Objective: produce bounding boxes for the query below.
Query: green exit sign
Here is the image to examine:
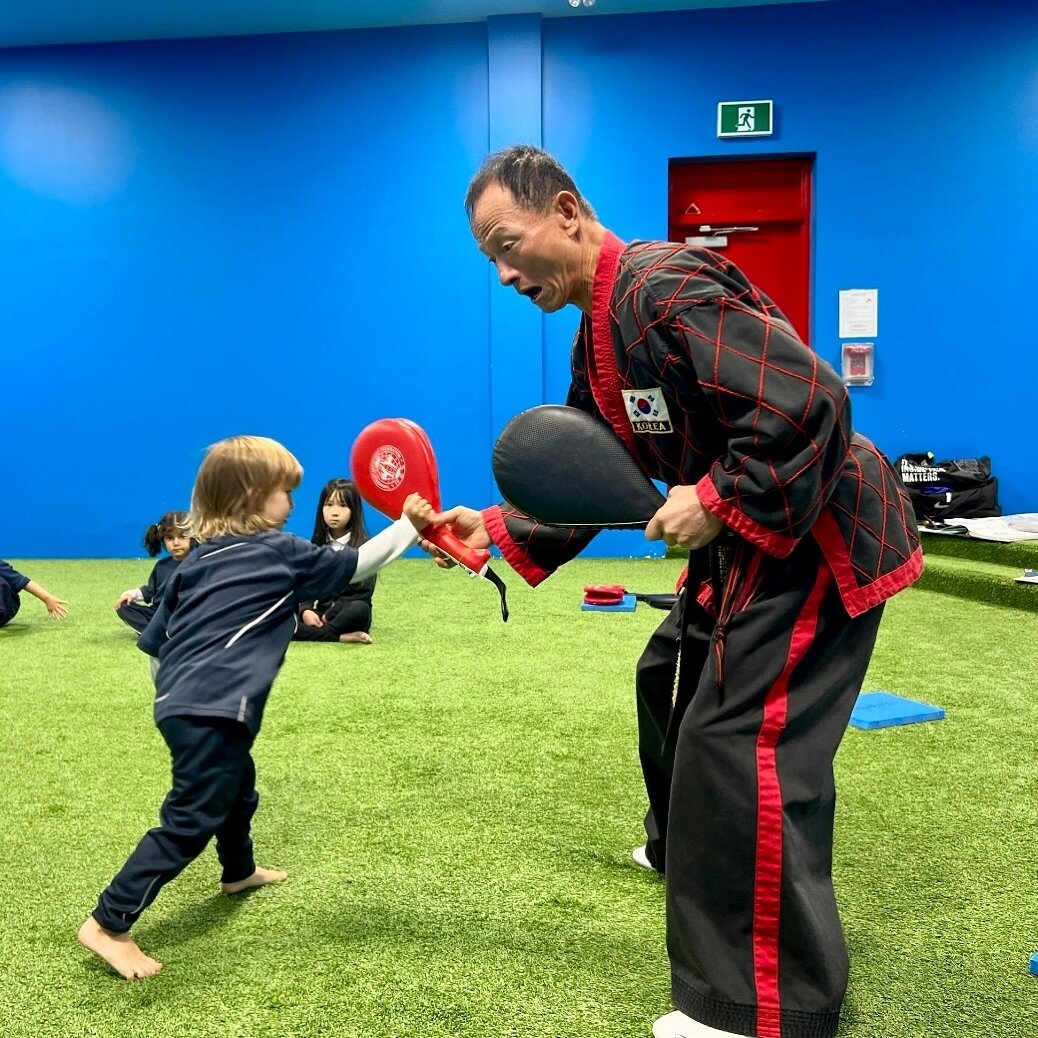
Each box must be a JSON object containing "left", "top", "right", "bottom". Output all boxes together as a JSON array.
[{"left": 717, "top": 100, "right": 773, "bottom": 138}]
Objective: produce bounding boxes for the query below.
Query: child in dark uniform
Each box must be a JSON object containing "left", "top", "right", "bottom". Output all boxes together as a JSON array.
[
  {"left": 78, "top": 435, "right": 434, "bottom": 981},
  {"left": 0, "top": 560, "right": 69, "bottom": 626},
  {"left": 294, "top": 478, "right": 376, "bottom": 645},
  {"left": 115, "top": 511, "right": 193, "bottom": 634}
]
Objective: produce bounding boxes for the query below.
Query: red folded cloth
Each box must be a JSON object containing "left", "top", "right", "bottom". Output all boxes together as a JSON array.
[{"left": 583, "top": 584, "right": 627, "bottom": 606}]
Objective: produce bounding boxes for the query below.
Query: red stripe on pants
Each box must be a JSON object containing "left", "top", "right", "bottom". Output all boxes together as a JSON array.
[{"left": 753, "top": 564, "right": 832, "bottom": 1037}]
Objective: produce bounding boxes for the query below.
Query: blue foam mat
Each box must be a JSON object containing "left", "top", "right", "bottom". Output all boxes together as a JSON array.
[
  {"left": 1030, "top": 952, "right": 1038, "bottom": 977},
  {"left": 581, "top": 594, "right": 637, "bottom": 612},
  {"left": 849, "top": 691, "right": 946, "bottom": 730}
]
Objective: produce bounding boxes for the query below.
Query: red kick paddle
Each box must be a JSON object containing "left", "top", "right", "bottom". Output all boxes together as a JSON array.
[{"left": 350, "top": 418, "right": 509, "bottom": 621}]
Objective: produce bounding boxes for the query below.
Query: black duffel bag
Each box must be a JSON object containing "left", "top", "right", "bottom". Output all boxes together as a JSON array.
[{"left": 895, "top": 452, "right": 1001, "bottom": 520}]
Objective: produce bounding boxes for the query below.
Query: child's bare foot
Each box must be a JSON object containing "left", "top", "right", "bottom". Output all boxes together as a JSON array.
[
  {"left": 339, "top": 631, "right": 373, "bottom": 644},
  {"left": 77, "top": 917, "right": 163, "bottom": 980},
  {"left": 220, "top": 866, "right": 288, "bottom": 895}
]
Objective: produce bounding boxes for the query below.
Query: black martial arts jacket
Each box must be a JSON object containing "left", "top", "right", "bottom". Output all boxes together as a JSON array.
[{"left": 483, "top": 233, "right": 921, "bottom": 618}]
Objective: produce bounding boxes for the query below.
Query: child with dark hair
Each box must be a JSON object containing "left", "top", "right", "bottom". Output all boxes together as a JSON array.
[
  {"left": 293, "top": 478, "right": 377, "bottom": 645},
  {"left": 115, "top": 512, "right": 193, "bottom": 634},
  {"left": 0, "top": 559, "right": 69, "bottom": 627}
]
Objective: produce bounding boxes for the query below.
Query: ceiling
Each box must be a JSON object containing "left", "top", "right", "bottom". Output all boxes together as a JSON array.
[{"left": 1, "top": 0, "right": 831, "bottom": 49}]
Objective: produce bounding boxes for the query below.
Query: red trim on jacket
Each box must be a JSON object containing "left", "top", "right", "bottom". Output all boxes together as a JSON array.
[
  {"left": 586, "top": 231, "right": 636, "bottom": 454},
  {"left": 695, "top": 579, "right": 716, "bottom": 619},
  {"left": 811, "top": 509, "right": 924, "bottom": 618},
  {"left": 486, "top": 231, "right": 630, "bottom": 589},
  {"left": 696, "top": 474, "right": 797, "bottom": 559},
  {"left": 585, "top": 234, "right": 811, "bottom": 570},
  {"left": 753, "top": 563, "right": 832, "bottom": 1038},
  {"left": 481, "top": 506, "right": 551, "bottom": 588}
]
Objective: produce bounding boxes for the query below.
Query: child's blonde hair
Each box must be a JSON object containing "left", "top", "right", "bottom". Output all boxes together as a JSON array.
[{"left": 191, "top": 435, "right": 303, "bottom": 542}]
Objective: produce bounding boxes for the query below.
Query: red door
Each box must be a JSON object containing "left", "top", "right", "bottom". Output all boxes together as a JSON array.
[{"left": 668, "top": 156, "right": 813, "bottom": 343}]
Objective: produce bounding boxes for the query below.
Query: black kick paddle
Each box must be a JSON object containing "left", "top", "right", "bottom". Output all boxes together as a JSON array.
[{"left": 493, "top": 404, "right": 666, "bottom": 528}]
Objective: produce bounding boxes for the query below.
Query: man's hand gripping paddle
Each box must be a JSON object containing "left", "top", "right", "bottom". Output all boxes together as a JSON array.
[{"left": 351, "top": 418, "right": 509, "bottom": 621}]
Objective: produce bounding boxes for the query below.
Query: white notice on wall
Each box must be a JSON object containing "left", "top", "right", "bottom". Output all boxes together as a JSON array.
[{"left": 838, "top": 289, "right": 878, "bottom": 338}]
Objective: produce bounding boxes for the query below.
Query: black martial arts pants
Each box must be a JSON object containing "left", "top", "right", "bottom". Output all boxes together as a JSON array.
[
  {"left": 0, "top": 576, "right": 20, "bottom": 628},
  {"left": 292, "top": 599, "right": 372, "bottom": 642},
  {"left": 666, "top": 538, "right": 884, "bottom": 1038},
  {"left": 93, "top": 716, "right": 259, "bottom": 933},
  {"left": 116, "top": 602, "right": 154, "bottom": 634},
  {"left": 635, "top": 589, "right": 709, "bottom": 873}
]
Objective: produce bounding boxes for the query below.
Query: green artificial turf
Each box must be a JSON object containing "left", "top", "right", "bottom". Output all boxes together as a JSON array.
[
  {"left": 921, "top": 533, "right": 1038, "bottom": 571},
  {"left": 0, "top": 558, "right": 1035, "bottom": 1038},
  {"left": 915, "top": 553, "right": 1038, "bottom": 613},
  {"left": 914, "top": 532, "right": 1038, "bottom": 614}
]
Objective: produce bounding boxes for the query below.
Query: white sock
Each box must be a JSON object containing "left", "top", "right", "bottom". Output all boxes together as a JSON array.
[{"left": 653, "top": 1009, "right": 746, "bottom": 1038}]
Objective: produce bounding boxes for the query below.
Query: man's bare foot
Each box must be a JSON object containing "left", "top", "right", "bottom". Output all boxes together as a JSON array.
[
  {"left": 77, "top": 917, "right": 163, "bottom": 980},
  {"left": 220, "top": 866, "right": 288, "bottom": 895},
  {"left": 339, "top": 631, "right": 373, "bottom": 644}
]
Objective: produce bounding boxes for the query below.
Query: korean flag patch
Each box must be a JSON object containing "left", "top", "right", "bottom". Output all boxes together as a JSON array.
[{"left": 624, "top": 388, "right": 672, "bottom": 434}]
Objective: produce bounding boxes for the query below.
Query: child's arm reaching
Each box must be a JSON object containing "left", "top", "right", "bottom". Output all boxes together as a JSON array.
[
  {"left": 352, "top": 494, "right": 435, "bottom": 582},
  {"left": 290, "top": 495, "right": 438, "bottom": 602},
  {"left": 402, "top": 493, "right": 436, "bottom": 533},
  {"left": 24, "top": 580, "right": 69, "bottom": 619}
]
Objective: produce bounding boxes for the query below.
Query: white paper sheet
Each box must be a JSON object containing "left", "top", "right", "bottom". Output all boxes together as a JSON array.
[{"left": 839, "top": 289, "right": 878, "bottom": 338}]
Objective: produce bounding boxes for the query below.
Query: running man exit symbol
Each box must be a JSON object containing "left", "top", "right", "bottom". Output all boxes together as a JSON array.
[{"left": 717, "top": 100, "right": 774, "bottom": 138}]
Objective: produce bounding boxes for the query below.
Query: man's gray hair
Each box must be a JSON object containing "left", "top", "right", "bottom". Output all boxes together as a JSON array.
[{"left": 464, "top": 145, "right": 596, "bottom": 220}]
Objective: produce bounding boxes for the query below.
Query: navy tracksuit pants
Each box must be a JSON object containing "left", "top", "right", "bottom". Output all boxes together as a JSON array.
[
  {"left": 116, "top": 602, "right": 155, "bottom": 635},
  {"left": 93, "top": 716, "right": 259, "bottom": 933}
]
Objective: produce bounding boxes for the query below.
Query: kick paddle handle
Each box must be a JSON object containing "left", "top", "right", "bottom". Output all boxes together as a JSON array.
[{"left": 421, "top": 523, "right": 491, "bottom": 577}]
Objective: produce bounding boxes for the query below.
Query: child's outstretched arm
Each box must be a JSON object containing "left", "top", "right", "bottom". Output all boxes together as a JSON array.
[
  {"left": 351, "top": 496, "right": 435, "bottom": 583},
  {"left": 24, "top": 580, "right": 69, "bottom": 619},
  {"left": 292, "top": 495, "right": 439, "bottom": 602},
  {"left": 401, "top": 493, "right": 436, "bottom": 533}
]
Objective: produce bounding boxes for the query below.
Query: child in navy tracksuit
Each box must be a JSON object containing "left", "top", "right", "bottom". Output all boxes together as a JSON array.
[
  {"left": 0, "top": 559, "right": 69, "bottom": 626},
  {"left": 293, "top": 478, "right": 376, "bottom": 645},
  {"left": 115, "top": 512, "right": 193, "bottom": 634},
  {"left": 78, "top": 435, "right": 433, "bottom": 981}
]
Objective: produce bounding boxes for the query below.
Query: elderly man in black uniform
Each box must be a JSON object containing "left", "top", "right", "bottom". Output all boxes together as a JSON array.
[{"left": 437, "top": 146, "right": 921, "bottom": 1038}]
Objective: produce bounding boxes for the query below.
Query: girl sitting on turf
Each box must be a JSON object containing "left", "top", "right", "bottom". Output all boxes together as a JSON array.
[
  {"left": 293, "top": 478, "right": 376, "bottom": 645},
  {"left": 114, "top": 511, "right": 193, "bottom": 634},
  {"left": 78, "top": 435, "right": 435, "bottom": 981}
]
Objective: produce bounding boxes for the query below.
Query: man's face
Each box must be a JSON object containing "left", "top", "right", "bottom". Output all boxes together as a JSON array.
[{"left": 470, "top": 182, "right": 577, "bottom": 313}]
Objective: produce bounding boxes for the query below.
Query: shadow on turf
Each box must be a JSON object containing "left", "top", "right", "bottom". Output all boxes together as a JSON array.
[
  {"left": 131, "top": 892, "right": 249, "bottom": 953},
  {"left": 0, "top": 624, "right": 35, "bottom": 638},
  {"left": 77, "top": 890, "right": 279, "bottom": 982}
]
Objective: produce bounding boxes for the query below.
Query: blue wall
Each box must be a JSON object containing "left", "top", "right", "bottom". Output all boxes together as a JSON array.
[
  {"left": 539, "top": 0, "right": 1038, "bottom": 517},
  {"left": 0, "top": 26, "right": 492, "bottom": 555},
  {"left": 2, "top": 0, "right": 1036, "bottom": 557}
]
